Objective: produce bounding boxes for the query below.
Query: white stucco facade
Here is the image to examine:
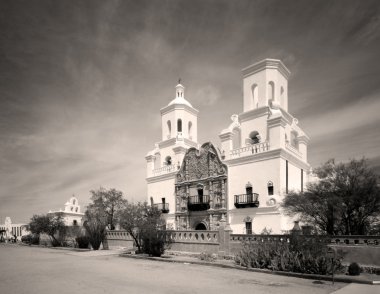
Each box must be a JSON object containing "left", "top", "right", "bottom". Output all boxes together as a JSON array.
[
  {"left": 48, "top": 196, "right": 84, "bottom": 226},
  {"left": 146, "top": 59, "right": 311, "bottom": 234},
  {"left": 0, "top": 217, "right": 29, "bottom": 240}
]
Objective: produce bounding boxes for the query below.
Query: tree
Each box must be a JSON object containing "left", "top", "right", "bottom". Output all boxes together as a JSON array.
[
  {"left": 118, "top": 201, "right": 167, "bottom": 256},
  {"left": 28, "top": 213, "right": 66, "bottom": 246},
  {"left": 88, "top": 187, "right": 126, "bottom": 230},
  {"left": 282, "top": 158, "right": 380, "bottom": 235},
  {"left": 83, "top": 205, "right": 108, "bottom": 250}
]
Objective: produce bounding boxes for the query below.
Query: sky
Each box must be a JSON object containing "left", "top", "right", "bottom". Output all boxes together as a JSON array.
[{"left": 1, "top": 0, "right": 380, "bottom": 223}]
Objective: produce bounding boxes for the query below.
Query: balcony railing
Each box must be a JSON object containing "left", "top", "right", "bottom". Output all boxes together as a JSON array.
[
  {"left": 188, "top": 195, "right": 210, "bottom": 211},
  {"left": 152, "top": 164, "right": 178, "bottom": 176},
  {"left": 234, "top": 193, "right": 259, "bottom": 208},
  {"left": 153, "top": 203, "right": 169, "bottom": 213},
  {"left": 230, "top": 142, "right": 270, "bottom": 159}
]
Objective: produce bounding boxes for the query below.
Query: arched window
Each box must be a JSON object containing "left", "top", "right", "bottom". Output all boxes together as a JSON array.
[
  {"left": 165, "top": 156, "right": 172, "bottom": 165},
  {"left": 73, "top": 199, "right": 76, "bottom": 205},
  {"left": 154, "top": 152, "right": 161, "bottom": 169},
  {"left": 70, "top": 207, "right": 73, "bottom": 211},
  {"left": 188, "top": 121, "right": 192, "bottom": 138},
  {"left": 167, "top": 120, "right": 171, "bottom": 138},
  {"left": 280, "top": 86, "right": 285, "bottom": 108},
  {"left": 267, "top": 181, "right": 274, "bottom": 195},
  {"left": 232, "top": 127, "right": 240, "bottom": 149},
  {"left": 251, "top": 84, "right": 258, "bottom": 108},
  {"left": 249, "top": 131, "right": 260, "bottom": 144},
  {"left": 291, "top": 131, "right": 298, "bottom": 149},
  {"left": 75, "top": 207, "right": 78, "bottom": 212},
  {"left": 177, "top": 119, "right": 182, "bottom": 132},
  {"left": 268, "top": 81, "right": 275, "bottom": 101},
  {"left": 73, "top": 220, "right": 78, "bottom": 226}
]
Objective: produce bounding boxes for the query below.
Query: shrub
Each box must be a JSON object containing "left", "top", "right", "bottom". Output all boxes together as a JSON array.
[
  {"left": 199, "top": 252, "right": 217, "bottom": 262},
  {"left": 76, "top": 236, "right": 90, "bottom": 249},
  {"left": 235, "top": 236, "right": 344, "bottom": 275},
  {"left": 348, "top": 262, "right": 361, "bottom": 276},
  {"left": 21, "top": 234, "right": 40, "bottom": 245},
  {"left": 141, "top": 230, "right": 170, "bottom": 257}
]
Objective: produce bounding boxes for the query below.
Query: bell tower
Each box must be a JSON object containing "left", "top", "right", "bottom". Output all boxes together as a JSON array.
[
  {"left": 242, "top": 59, "right": 290, "bottom": 112},
  {"left": 160, "top": 81, "right": 198, "bottom": 143}
]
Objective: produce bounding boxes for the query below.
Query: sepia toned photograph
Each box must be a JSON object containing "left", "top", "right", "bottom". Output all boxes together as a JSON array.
[{"left": 0, "top": 1, "right": 379, "bottom": 293}]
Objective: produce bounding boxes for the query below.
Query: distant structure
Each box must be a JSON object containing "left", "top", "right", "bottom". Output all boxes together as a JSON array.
[
  {"left": 48, "top": 196, "right": 84, "bottom": 226},
  {"left": 0, "top": 217, "right": 28, "bottom": 240},
  {"left": 146, "top": 59, "right": 311, "bottom": 234}
]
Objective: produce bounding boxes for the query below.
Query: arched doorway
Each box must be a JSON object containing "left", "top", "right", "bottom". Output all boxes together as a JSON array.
[{"left": 195, "top": 223, "right": 207, "bottom": 230}]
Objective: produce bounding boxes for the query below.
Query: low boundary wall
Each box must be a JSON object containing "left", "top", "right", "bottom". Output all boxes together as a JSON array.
[{"left": 106, "top": 229, "right": 380, "bottom": 265}]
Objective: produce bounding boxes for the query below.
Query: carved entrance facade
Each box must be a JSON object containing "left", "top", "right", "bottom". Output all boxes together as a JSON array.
[{"left": 175, "top": 142, "right": 227, "bottom": 230}]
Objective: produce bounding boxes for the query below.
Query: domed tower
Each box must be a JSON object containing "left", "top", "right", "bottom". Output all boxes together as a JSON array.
[{"left": 145, "top": 81, "right": 199, "bottom": 229}]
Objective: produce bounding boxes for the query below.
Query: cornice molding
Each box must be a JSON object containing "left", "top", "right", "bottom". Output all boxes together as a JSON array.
[
  {"left": 267, "top": 116, "right": 287, "bottom": 128},
  {"left": 241, "top": 59, "right": 291, "bottom": 80},
  {"left": 224, "top": 148, "right": 310, "bottom": 170},
  {"left": 160, "top": 103, "right": 199, "bottom": 116},
  {"left": 229, "top": 206, "right": 280, "bottom": 215},
  {"left": 239, "top": 107, "right": 270, "bottom": 122},
  {"left": 225, "top": 149, "right": 282, "bottom": 167}
]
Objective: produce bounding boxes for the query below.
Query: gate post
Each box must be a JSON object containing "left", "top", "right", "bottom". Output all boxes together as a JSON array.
[{"left": 218, "top": 219, "right": 232, "bottom": 257}]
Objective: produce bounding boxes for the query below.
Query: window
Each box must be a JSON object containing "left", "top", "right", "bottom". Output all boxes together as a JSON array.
[
  {"left": 73, "top": 220, "right": 78, "bottom": 226},
  {"left": 70, "top": 207, "right": 73, "bottom": 211},
  {"left": 251, "top": 84, "right": 258, "bottom": 108},
  {"left": 291, "top": 131, "right": 298, "bottom": 149},
  {"left": 154, "top": 152, "right": 161, "bottom": 169},
  {"left": 280, "top": 86, "right": 284, "bottom": 106},
  {"left": 232, "top": 127, "right": 240, "bottom": 149},
  {"left": 249, "top": 131, "right": 260, "bottom": 144},
  {"left": 165, "top": 156, "right": 172, "bottom": 165},
  {"left": 73, "top": 199, "right": 76, "bottom": 205},
  {"left": 75, "top": 207, "right": 78, "bottom": 212},
  {"left": 267, "top": 181, "right": 274, "bottom": 195},
  {"left": 188, "top": 121, "right": 192, "bottom": 138},
  {"left": 245, "top": 182, "right": 253, "bottom": 195},
  {"left": 246, "top": 222, "right": 252, "bottom": 235},
  {"left": 167, "top": 120, "right": 171, "bottom": 138},
  {"left": 268, "top": 81, "right": 275, "bottom": 101},
  {"left": 198, "top": 187, "right": 204, "bottom": 202},
  {"left": 162, "top": 197, "right": 166, "bottom": 204},
  {"left": 177, "top": 119, "right": 182, "bottom": 132}
]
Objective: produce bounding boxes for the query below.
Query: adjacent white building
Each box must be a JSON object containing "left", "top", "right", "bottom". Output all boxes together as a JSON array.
[
  {"left": 48, "top": 196, "right": 84, "bottom": 226},
  {"left": 0, "top": 217, "right": 28, "bottom": 240},
  {"left": 146, "top": 59, "right": 311, "bottom": 234}
]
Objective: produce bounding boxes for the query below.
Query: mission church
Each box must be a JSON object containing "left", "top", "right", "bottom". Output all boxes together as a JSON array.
[{"left": 146, "top": 59, "right": 311, "bottom": 234}]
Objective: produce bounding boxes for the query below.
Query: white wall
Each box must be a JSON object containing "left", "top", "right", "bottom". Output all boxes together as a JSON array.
[{"left": 147, "top": 176, "right": 176, "bottom": 213}]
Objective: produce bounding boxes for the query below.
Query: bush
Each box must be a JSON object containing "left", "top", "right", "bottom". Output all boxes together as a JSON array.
[
  {"left": 234, "top": 236, "right": 344, "bottom": 275},
  {"left": 348, "top": 262, "right": 361, "bottom": 276},
  {"left": 141, "top": 230, "right": 169, "bottom": 257},
  {"left": 76, "top": 236, "right": 90, "bottom": 249},
  {"left": 199, "top": 252, "right": 217, "bottom": 262},
  {"left": 21, "top": 234, "right": 40, "bottom": 245}
]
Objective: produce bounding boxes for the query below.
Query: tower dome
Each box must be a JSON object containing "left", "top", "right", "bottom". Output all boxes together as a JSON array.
[{"left": 168, "top": 81, "right": 193, "bottom": 107}]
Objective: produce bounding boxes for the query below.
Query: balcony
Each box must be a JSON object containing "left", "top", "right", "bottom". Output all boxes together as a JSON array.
[
  {"left": 152, "top": 164, "right": 178, "bottom": 176},
  {"left": 230, "top": 142, "right": 270, "bottom": 159},
  {"left": 234, "top": 193, "right": 259, "bottom": 208},
  {"left": 154, "top": 203, "right": 169, "bottom": 214},
  {"left": 188, "top": 195, "right": 210, "bottom": 211}
]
